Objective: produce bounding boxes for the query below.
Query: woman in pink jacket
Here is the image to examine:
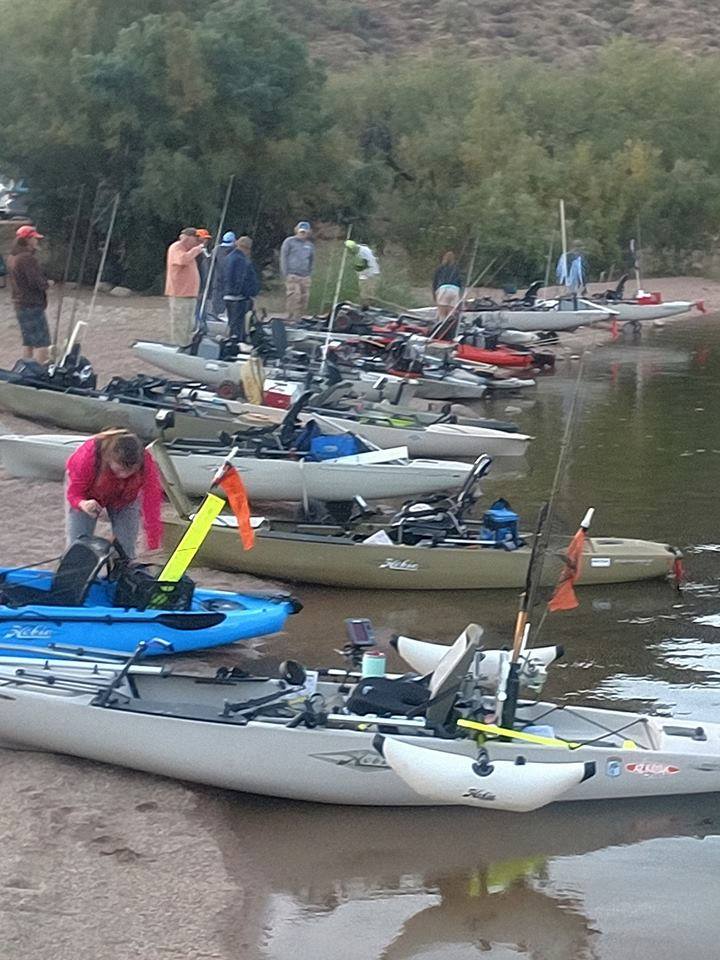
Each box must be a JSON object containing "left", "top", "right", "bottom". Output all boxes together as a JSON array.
[{"left": 65, "top": 430, "right": 163, "bottom": 558}]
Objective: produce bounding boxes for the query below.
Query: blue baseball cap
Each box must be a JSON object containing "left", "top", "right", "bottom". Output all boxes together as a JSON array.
[
  {"left": 221, "top": 231, "right": 236, "bottom": 245},
  {"left": 295, "top": 221, "right": 311, "bottom": 232}
]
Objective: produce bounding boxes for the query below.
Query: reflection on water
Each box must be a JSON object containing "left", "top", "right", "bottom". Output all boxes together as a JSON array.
[
  {"left": 188, "top": 320, "right": 720, "bottom": 959},
  {"left": 204, "top": 791, "right": 720, "bottom": 960}
]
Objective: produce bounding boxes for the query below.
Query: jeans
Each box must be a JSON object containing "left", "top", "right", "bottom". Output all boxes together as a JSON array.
[
  {"left": 66, "top": 500, "right": 141, "bottom": 559},
  {"left": 225, "top": 298, "right": 251, "bottom": 340}
]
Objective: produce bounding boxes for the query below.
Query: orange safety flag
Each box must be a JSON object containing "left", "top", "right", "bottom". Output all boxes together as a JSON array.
[
  {"left": 217, "top": 464, "right": 255, "bottom": 550},
  {"left": 547, "top": 527, "right": 586, "bottom": 612}
]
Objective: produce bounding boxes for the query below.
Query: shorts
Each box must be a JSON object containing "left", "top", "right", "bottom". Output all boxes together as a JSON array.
[
  {"left": 16, "top": 305, "right": 50, "bottom": 348},
  {"left": 435, "top": 284, "right": 461, "bottom": 307}
]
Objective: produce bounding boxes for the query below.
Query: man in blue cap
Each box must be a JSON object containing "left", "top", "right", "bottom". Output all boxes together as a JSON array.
[
  {"left": 279, "top": 221, "right": 314, "bottom": 322},
  {"left": 212, "top": 231, "right": 237, "bottom": 319}
]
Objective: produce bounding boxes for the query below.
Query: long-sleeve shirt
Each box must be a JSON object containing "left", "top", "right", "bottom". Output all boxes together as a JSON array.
[
  {"left": 8, "top": 247, "right": 48, "bottom": 307},
  {"left": 279, "top": 236, "right": 314, "bottom": 277},
  {"left": 65, "top": 438, "right": 164, "bottom": 550},
  {"left": 165, "top": 240, "right": 204, "bottom": 297},
  {"left": 354, "top": 244, "right": 380, "bottom": 279},
  {"left": 223, "top": 249, "right": 248, "bottom": 299}
]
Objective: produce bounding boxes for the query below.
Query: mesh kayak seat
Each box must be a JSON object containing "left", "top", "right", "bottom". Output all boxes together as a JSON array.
[
  {"left": 0, "top": 537, "right": 113, "bottom": 608},
  {"left": 345, "top": 625, "right": 482, "bottom": 728}
]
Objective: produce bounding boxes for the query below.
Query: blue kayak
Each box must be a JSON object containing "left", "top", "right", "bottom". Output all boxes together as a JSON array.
[{"left": 0, "top": 537, "right": 300, "bottom": 657}]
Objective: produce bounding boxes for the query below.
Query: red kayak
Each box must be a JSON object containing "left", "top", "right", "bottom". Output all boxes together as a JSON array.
[{"left": 455, "top": 343, "right": 535, "bottom": 368}]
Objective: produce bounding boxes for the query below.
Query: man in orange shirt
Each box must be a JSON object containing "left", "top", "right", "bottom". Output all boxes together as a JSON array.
[{"left": 165, "top": 227, "right": 205, "bottom": 345}]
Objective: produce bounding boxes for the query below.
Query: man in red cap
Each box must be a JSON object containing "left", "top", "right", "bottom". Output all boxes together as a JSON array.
[
  {"left": 165, "top": 227, "right": 205, "bottom": 345},
  {"left": 8, "top": 225, "right": 50, "bottom": 363}
]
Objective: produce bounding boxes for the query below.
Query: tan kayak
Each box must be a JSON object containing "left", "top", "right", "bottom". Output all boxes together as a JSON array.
[
  {"left": 153, "top": 444, "right": 679, "bottom": 591},
  {"left": 162, "top": 514, "right": 678, "bottom": 590}
]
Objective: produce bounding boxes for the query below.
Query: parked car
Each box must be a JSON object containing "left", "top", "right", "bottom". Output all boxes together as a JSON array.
[{"left": 0, "top": 177, "right": 29, "bottom": 220}]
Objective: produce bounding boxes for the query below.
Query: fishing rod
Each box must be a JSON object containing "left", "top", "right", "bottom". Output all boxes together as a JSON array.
[
  {"left": 196, "top": 175, "right": 236, "bottom": 332},
  {"left": 91, "top": 191, "right": 120, "bottom": 324},
  {"left": 51, "top": 184, "right": 85, "bottom": 360},
  {"left": 499, "top": 351, "right": 589, "bottom": 729},
  {"left": 320, "top": 223, "right": 353, "bottom": 375},
  {"left": 64, "top": 181, "right": 102, "bottom": 342},
  {"left": 542, "top": 233, "right": 555, "bottom": 295}
]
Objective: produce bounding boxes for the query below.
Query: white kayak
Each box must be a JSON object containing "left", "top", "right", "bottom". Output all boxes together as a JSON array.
[
  {"left": 410, "top": 301, "right": 615, "bottom": 332},
  {"left": 1, "top": 621, "right": 720, "bottom": 807},
  {"left": 133, "top": 341, "right": 439, "bottom": 402},
  {"left": 590, "top": 300, "right": 704, "bottom": 323},
  {"left": 215, "top": 402, "right": 531, "bottom": 459},
  {"left": 134, "top": 340, "right": 538, "bottom": 402},
  {"left": 0, "top": 433, "right": 474, "bottom": 502}
]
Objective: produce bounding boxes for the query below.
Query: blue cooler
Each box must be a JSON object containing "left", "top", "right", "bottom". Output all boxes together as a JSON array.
[
  {"left": 481, "top": 498, "right": 520, "bottom": 549},
  {"left": 309, "top": 434, "right": 361, "bottom": 461}
]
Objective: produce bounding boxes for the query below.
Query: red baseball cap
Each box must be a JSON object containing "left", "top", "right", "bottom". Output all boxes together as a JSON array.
[
  {"left": 16, "top": 225, "right": 44, "bottom": 240},
  {"left": 195, "top": 228, "right": 211, "bottom": 239}
]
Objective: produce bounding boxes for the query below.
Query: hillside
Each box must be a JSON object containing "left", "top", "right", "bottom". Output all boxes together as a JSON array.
[{"left": 277, "top": 0, "right": 720, "bottom": 67}]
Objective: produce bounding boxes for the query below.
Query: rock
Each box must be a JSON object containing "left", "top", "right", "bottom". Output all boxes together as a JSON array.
[
  {"left": 97, "top": 281, "right": 114, "bottom": 293},
  {"left": 109, "top": 286, "right": 132, "bottom": 298}
]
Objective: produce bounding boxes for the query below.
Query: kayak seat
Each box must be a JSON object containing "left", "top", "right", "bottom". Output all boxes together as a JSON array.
[
  {"left": 0, "top": 536, "right": 113, "bottom": 608},
  {"left": 345, "top": 677, "right": 429, "bottom": 717},
  {"left": 346, "top": 624, "right": 482, "bottom": 731}
]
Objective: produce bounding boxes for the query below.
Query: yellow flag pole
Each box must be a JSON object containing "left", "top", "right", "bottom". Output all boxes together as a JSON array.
[
  {"left": 158, "top": 493, "right": 225, "bottom": 582},
  {"left": 157, "top": 445, "right": 240, "bottom": 583}
]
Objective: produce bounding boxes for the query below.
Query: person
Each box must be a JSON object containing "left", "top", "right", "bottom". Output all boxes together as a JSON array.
[
  {"left": 194, "top": 228, "right": 212, "bottom": 328},
  {"left": 165, "top": 227, "right": 205, "bottom": 345},
  {"left": 65, "top": 430, "right": 163, "bottom": 559},
  {"left": 212, "top": 231, "right": 237, "bottom": 319},
  {"left": 556, "top": 241, "right": 587, "bottom": 295},
  {"left": 345, "top": 239, "right": 380, "bottom": 305},
  {"left": 280, "top": 221, "right": 314, "bottom": 322},
  {"left": 432, "top": 251, "right": 463, "bottom": 322},
  {"left": 223, "top": 236, "right": 260, "bottom": 341},
  {"left": 7, "top": 224, "right": 51, "bottom": 363}
]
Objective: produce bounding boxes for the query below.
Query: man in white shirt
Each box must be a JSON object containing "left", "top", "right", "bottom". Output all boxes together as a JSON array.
[{"left": 345, "top": 239, "right": 380, "bottom": 305}]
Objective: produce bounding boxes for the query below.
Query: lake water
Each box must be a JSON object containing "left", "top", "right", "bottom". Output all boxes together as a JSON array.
[{"left": 220, "top": 318, "right": 720, "bottom": 960}]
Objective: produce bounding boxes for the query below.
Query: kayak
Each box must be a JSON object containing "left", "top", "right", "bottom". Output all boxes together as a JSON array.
[
  {"left": 455, "top": 343, "right": 535, "bottom": 368},
  {"left": 2, "top": 624, "right": 720, "bottom": 807},
  {"left": 0, "top": 537, "right": 298, "bottom": 656},
  {"left": 0, "top": 433, "right": 475, "bottom": 502},
  {"left": 154, "top": 442, "right": 681, "bottom": 591}
]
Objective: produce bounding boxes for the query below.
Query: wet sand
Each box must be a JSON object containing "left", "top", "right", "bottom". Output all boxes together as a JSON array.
[{"left": 0, "top": 284, "right": 720, "bottom": 958}]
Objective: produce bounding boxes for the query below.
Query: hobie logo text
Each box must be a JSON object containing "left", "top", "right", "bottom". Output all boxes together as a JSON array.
[
  {"left": 379, "top": 558, "right": 419, "bottom": 572},
  {"left": 3, "top": 625, "right": 53, "bottom": 640}
]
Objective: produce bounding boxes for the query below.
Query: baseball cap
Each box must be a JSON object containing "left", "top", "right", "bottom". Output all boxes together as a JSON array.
[
  {"left": 195, "top": 228, "right": 211, "bottom": 239},
  {"left": 221, "top": 231, "right": 237, "bottom": 245},
  {"left": 16, "top": 225, "right": 44, "bottom": 240},
  {"left": 295, "top": 221, "right": 311, "bottom": 232},
  {"left": 344, "top": 239, "right": 358, "bottom": 251}
]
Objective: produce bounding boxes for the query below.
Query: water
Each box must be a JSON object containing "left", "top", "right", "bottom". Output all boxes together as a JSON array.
[{"left": 209, "top": 318, "right": 720, "bottom": 959}]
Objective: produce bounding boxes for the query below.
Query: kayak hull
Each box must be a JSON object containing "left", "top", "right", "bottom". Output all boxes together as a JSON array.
[
  {"left": 162, "top": 517, "right": 678, "bottom": 589},
  {"left": 0, "top": 433, "right": 473, "bottom": 502},
  {"left": 0, "top": 675, "right": 719, "bottom": 805},
  {"left": 0, "top": 571, "right": 294, "bottom": 655}
]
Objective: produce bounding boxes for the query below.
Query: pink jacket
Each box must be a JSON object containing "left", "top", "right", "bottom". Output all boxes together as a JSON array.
[{"left": 66, "top": 439, "right": 164, "bottom": 550}]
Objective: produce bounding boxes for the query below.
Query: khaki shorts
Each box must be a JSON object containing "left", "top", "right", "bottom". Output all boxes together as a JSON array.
[{"left": 435, "top": 284, "right": 461, "bottom": 307}]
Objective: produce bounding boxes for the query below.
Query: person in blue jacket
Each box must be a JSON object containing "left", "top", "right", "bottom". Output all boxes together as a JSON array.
[{"left": 223, "top": 236, "right": 261, "bottom": 341}]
